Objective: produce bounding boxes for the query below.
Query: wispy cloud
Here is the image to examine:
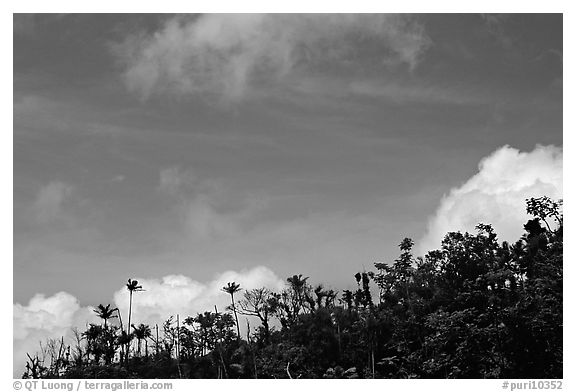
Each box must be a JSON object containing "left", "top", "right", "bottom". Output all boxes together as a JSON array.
[
  {"left": 116, "top": 14, "right": 430, "bottom": 101},
  {"left": 158, "top": 166, "right": 268, "bottom": 240},
  {"left": 158, "top": 166, "right": 198, "bottom": 195},
  {"left": 286, "top": 75, "right": 488, "bottom": 107},
  {"left": 14, "top": 94, "right": 144, "bottom": 138},
  {"left": 32, "top": 181, "right": 74, "bottom": 224}
]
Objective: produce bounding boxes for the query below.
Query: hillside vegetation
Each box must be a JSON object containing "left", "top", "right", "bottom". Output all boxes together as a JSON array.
[{"left": 23, "top": 197, "right": 563, "bottom": 379}]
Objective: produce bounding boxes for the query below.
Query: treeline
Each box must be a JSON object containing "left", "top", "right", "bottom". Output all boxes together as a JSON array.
[{"left": 22, "top": 197, "right": 563, "bottom": 379}]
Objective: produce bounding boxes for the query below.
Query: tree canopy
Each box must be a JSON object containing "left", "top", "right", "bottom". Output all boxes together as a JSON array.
[{"left": 23, "top": 197, "right": 563, "bottom": 379}]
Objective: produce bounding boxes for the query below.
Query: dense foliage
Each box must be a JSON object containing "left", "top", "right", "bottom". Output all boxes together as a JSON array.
[{"left": 23, "top": 197, "right": 562, "bottom": 379}]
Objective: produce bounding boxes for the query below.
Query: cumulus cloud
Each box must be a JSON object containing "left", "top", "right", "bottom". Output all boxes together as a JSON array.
[
  {"left": 32, "top": 181, "right": 74, "bottom": 223},
  {"left": 419, "top": 144, "right": 562, "bottom": 254},
  {"left": 13, "top": 292, "right": 97, "bottom": 377},
  {"left": 13, "top": 267, "right": 285, "bottom": 377},
  {"left": 112, "top": 266, "right": 285, "bottom": 328},
  {"left": 116, "top": 14, "right": 430, "bottom": 100}
]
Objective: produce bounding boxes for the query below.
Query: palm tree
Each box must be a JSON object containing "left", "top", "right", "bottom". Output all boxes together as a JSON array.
[
  {"left": 341, "top": 290, "right": 354, "bottom": 310},
  {"left": 221, "top": 282, "right": 242, "bottom": 339},
  {"left": 126, "top": 278, "right": 143, "bottom": 361},
  {"left": 131, "top": 323, "right": 152, "bottom": 357},
  {"left": 314, "top": 284, "right": 326, "bottom": 309},
  {"left": 287, "top": 274, "right": 309, "bottom": 314},
  {"left": 117, "top": 330, "right": 132, "bottom": 364},
  {"left": 195, "top": 311, "right": 218, "bottom": 355},
  {"left": 93, "top": 304, "right": 118, "bottom": 329},
  {"left": 83, "top": 324, "right": 105, "bottom": 364}
]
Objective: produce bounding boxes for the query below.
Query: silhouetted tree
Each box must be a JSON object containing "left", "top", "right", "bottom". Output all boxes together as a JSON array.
[
  {"left": 126, "top": 278, "right": 143, "bottom": 362},
  {"left": 222, "top": 282, "right": 242, "bottom": 339},
  {"left": 238, "top": 288, "right": 277, "bottom": 343},
  {"left": 23, "top": 197, "right": 562, "bottom": 379},
  {"left": 132, "top": 323, "right": 152, "bottom": 357},
  {"left": 93, "top": 304, "right": 118, "bottom": 329}
]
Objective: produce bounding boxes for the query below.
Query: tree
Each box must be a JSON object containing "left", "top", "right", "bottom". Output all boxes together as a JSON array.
[
  {"left": 83, "top": 324, "right": 105, "bottom": 364},
  {"left": 93, "top": 304, "right": 118, "bottom": 329},
  {"left": 314, "top": 285, "right": 326, "bottom": 309},
  {"left": 126, "top": 278, "right": 143, "bottom": 361},
  {"left": 21, "top": 197, "right": 563, "bottom": 379},
  {"left": 287, "top": 274, "right": 310, "bottom": 315},
  {"left": 117, "top": 330, "right": 132, "bottom": 365},
  {"left": 222, "top": 282, "right": 242, "bottom": 340},
  {"left": 132, "top": 323, "right": 152, "bottom": 357},
  {"left": 341, "top": 290, "right": 354, "bottom": 310},
  {"left": 238, "top": 288, "right": 277, "bottom": 343},
  {"left": 194, "top": 312, "right": 218, "bottom": 356},
  {"left": 525, "top": 196, "right": 563, "bottom": 232}
]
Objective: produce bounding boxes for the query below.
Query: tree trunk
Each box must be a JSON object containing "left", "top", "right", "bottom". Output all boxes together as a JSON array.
[
  {"left": 155, "top": 324, "right": 159, "bottom": 357},
  {"left": 127, "top": 291, "right": 133, "bottom": 364},
  {"left": 371, "top": 348, "right": 375, "bottom": 379},
  {"left": 231, "top": 292, "right": 241, "bottom": 340}
]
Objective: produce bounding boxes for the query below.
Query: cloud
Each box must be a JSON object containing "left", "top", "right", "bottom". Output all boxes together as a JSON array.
[
  {"left": 158, "top": 166, "right": 268, "bottom": 240},
  {"left": 13, "top": 267, "right": 285, "bottom": 377},
  {"left": 112, "top": 266, "right": 285, "bottom": 329},
  {"left": 154, "top": 170, "right": 400, "bottom": 286},
  {"left": 419, "top": 144, "right": 562, "bottom": 254},
  {"left": 347, "top": 79, "right": 486, "bottom": 106},
  {"left": 183, "top": 192, "right": 268, "bottom": 241},
  {"left": 13, "top": 292, "right": 97, "bottom": 377},
  {"left": 282, "top": 74, "right": 489, "bottom": 107},
  {"left": 480, "top": 14, "right": 510, "bottom": 30},
  {"left": 32, "top": 181, "right": 74, "bottom": 223},
  {"left": 480, "top": 14, "right": 520, "bottom": 51},
  {"left": 158, "top": 166, "right": 225, "bottom": 198},
  {"left": 116, "top": 14, "right": 430, "bottom": 100},
  {"left": 111, "top": 175, "right": 126, "bottom": 183},
  {"left": 185, "top": 195, "right": 239, "bottom": 240},
  {"left": 158, "top": 166, "right": 196, "bottom": 195}
]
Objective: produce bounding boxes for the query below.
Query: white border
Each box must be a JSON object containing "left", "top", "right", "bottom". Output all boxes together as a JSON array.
[{"left": 4, "top": 3, "right": 573, "bottom": 391}]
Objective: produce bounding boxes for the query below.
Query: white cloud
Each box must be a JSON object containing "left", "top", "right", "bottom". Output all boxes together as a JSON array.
[
  {"left": 13, "top": 292, "right": 97, "bottom": 377},
  {"left": 112, "top": 266, "right": 285, "bottom": 329},
  {"left": 13, "top": 267, "right": 285, "bottom": 377},
  {"left": 419, "top": 144, "right": 563, "bottom": 254},
  {"left": 32, "top": 181, "right": 73, "bottom": 223},
  {"left": 117, "top": 14, "right": 430, "bottom": 100}
]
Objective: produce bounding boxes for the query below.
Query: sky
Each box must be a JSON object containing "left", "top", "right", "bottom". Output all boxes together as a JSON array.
[{"left": 13, "top": 13, "right": 563, "bottom": 375}]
